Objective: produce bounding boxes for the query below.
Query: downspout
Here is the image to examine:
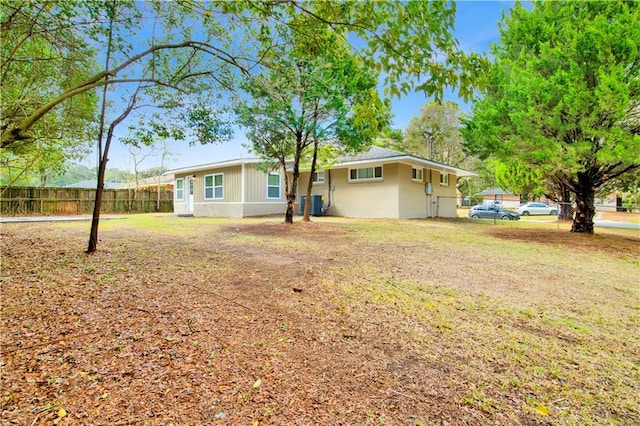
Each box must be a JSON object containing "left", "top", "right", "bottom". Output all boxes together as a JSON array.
[
  {"left": 426, "top": 169, "right": 434, "bottom": 218},
  {"left": 324, "top": 169, "right": 332, "bottom": 214}
]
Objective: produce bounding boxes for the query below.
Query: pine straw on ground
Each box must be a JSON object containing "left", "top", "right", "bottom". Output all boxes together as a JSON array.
[{"left": 1, "top": 216, "right": 639, "bottom": 425}]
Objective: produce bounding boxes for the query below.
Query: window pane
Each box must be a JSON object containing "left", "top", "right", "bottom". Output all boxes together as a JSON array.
[
  {"left": 214, "top": 174, "right": 223, "bottom": 186},
  {"left": 358, "top": 168, "right": 372, "bottom": 179},
  {"left": 205, "top": 175, "right": 213, "bottom": 186},
  {"left": 350, "top": 169, "right": 357, "bottom": 180},
  {"left": 268, "top": 173, "right": 279, "bottom": 185},
  {"left": 214, "top": 187, "right": 223, "bottom": 198},
  {"left": 268, "top": 187, "right": 279, "bottom": 198},
  {"left": 205, "top": 188, "right": 213, "bottom": 199},
  {"left": 176, "top": 179, "right": 183, "bottom": 189},
  {"left": 374, "top": 167, "right": 382, "bottom": 178}
]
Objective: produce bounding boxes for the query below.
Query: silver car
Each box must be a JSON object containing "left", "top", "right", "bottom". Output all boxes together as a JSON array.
[
  {"left": 516, "top": 202, "right": 558, "bottom": 216},
  {"left": 468, "top": 204, "right": 520, "bottom": 220}
]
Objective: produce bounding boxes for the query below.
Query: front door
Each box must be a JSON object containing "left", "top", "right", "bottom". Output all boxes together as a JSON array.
[{"left": 186, "top": 177, "right": 194, "bottom": 214}]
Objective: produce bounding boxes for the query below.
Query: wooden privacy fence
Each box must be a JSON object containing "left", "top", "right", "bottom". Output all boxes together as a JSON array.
[{"left": 0, "top": 186, "right": 173, "bottom": 215}]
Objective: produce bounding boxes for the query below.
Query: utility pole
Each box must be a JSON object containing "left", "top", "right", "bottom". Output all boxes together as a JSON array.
[{"left": 423, "top": 129, "right": 434, "bottom": 160}]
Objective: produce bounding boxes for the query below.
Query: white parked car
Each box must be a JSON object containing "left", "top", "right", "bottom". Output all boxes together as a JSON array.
[{"left": 516, "top": 202, "right": 558, "bottom": 216}]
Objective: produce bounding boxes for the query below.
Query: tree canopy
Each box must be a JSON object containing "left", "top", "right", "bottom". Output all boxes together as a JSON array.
[
  {"left": 399, "top": 101, "right": 470, "bottom": 168},
  {"left": 1, "top": 1, "right": 485, "bottom": 148},
  {"left": 235, "top": 12, "right": 390, "bottom": 223},
  {"left": 1, "top": 1, "right": 98, "bottom": 185},
  {"left": 463, "top": 0, "right": 640, "bottom": 233}
]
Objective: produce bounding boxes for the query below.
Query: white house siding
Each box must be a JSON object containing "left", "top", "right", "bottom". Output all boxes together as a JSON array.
[
  {"left": 173, "top": 173, "right": 190, "bottom": 215},
  {"left": 190, "top": 165, "right": 241, "bottom": 217},
  {"left": 174, "top": 164, "right": 286, "bottom": 218},
  {"left": 244, "top": 165, "right": 286, "bottom": 203}
]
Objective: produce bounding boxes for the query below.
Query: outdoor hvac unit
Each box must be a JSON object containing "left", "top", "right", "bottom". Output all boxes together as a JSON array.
[{"left": 300, "top": 195, "right": 324, "bottom": 216}]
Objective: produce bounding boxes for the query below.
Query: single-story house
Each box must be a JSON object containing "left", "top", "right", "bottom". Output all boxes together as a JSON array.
[
  {"left": 167, "top": 147, "right": 477, "bottom": 219},
  {"left": 476, "top": 188, "right": 521, "bottom": 209}
]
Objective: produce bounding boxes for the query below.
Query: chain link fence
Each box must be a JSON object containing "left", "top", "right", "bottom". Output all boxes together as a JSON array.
[{"left": 457, "top": 200, "right": 639, "bottom": 230}]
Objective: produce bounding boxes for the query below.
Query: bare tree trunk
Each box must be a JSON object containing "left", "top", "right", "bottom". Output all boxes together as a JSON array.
[
  {"left": 303, "top": 138, "right": 319, "bottom": 222},
  {"left": 88, "top": 156, "right": 108, "bottom": 252},
  {"left": 285, "top": 166, "right": 298, "bottom": 224},
  {"left": 571, "top": 172, "right": 596, "bottom": 233},
  {"left": 87, "top": 3, "right": 115, "bottom": 254}
]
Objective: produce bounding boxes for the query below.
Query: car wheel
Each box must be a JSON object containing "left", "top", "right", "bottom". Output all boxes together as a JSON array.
[
  {"left": 471, "top": 214, "right": 479, "bottom": 218},
  {"left": 550, "top": 210, "right": 557, "bottom": 215},
  {"left": 521, "top": 211, "right": 530, "bottom": 216},
  {"left": 500, "top": 215, "right": 510, "bottom": 220}
]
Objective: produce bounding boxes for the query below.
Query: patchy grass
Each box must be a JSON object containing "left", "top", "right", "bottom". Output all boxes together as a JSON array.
[{"left": 1, "top": 215, "right": 638, "bottom": 425}]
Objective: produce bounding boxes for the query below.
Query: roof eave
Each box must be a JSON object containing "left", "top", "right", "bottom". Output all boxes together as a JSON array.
[{"left": 327, "top": 155, "right": 478, "bottom": 178}]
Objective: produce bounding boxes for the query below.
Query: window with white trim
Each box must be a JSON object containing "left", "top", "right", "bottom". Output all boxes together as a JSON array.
[
  {"left": 175, "top": 178, "right": 184, "bottom": 200},
  {"left": 205, "top": 173, "right": 223, "bottom": 199},
  {"left": 349, "top": 166, "right": 382, "bottom": 181},
  {"left": 412, "top": 168, "right": 423, "bottom": 181},
  {"left": 312, "top": 171, "right": 325, "bottom": 183},
  {"left": 440, "top": 173, "right": 449, "bottom": 185},
  {"left": 267, "top": 172, "right": 281, "bottom": 198}
]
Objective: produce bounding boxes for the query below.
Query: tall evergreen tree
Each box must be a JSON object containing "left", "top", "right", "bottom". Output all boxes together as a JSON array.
[{"left": 463, "top": 1, "right": 640, "bottom": 233}]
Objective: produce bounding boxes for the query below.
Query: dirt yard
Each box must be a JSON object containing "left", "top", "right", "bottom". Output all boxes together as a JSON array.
[{"left": 1, "top": 216, "right": 638, "bottom": 425}]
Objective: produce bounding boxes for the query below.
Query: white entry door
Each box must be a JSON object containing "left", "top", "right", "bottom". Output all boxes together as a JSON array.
[{"left": 186, "top": 178, "right": 194, "bottom": 213}]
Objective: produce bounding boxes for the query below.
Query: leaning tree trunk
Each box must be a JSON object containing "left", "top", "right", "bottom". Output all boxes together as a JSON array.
[
  {"left": 303, "top": 138, "right": 319, "bottom": 222},
  {"left": 571, "top": 174, "right": 596, "bottom": 233},
  {"left": 87, "top": 159, "right": 107, "bottom": 252}
]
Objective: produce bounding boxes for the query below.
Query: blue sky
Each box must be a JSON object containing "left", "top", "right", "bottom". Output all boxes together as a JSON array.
[{"left": 97, "top": 1, "right": 513, "bottom": 172}]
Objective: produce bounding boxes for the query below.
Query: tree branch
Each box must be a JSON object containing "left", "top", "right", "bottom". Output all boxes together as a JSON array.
[{"left": 1, "top": 40, "right": 252, "bottom": 147}]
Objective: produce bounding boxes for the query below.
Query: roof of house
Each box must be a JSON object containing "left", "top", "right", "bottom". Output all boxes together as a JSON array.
[
  {"left": 476, "top": 187, "right": 514, "bottom": 196},
  {"left": 335, "top": 146, "right": 477, "bottom": 177},
  {"left": 166, "top": 147, "right": 478, "bottom": 178}
]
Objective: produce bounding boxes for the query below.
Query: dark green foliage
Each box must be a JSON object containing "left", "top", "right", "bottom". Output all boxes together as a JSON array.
[{"left": 463, "top": 1, "right": 640, "bottom": 233}]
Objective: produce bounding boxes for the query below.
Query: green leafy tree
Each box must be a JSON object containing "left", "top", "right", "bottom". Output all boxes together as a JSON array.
[
  {"left": 493, "top": 159, "right": 545, "bottom": 199},
  {"left": 1, "top": 1, "right": 485, "bottom": 150},
  {"left": 235, "top": 14, "right": 390, "bottom": 223},
  {"left": 401, "top": 101, "right": 470, "bottom": 167},
  {"left": 463, "top": 1, "right": 640, "bottom": 233},
  {"left": 1, "top": 1, "right": 98, "bottom": 185},
  {"left": 2, "top": 0, "right": 484, "bottom": 247}
]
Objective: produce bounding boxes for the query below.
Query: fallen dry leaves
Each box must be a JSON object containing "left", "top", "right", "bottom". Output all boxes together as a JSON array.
[{"left": 1, "top": 216, "right": 638, "bottom": 425}]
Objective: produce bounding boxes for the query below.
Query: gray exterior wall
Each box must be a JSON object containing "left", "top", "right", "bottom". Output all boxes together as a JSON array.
[{"left": 174, "top": 164, "right": 286, "bottom": 217}]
